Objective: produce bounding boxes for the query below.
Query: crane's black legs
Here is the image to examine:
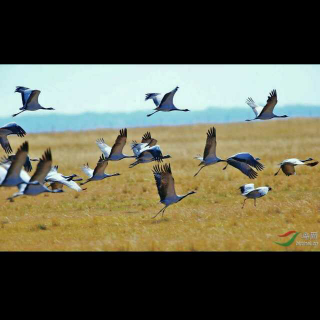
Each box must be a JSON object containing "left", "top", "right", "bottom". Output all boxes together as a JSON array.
[
  {"left": 152, "top": 206, "right": 167, "bottom": 219},
  {"left": 274, "top": 167, "right": 282, "bottom": 176},
  {"left": 194, "top": 165, "right": 205, "bottom": 177},
  {"left": 12, "top": 110, "right": 26, "bottom": 117},
  {"left": 80, "top": 179, "right": 91, "bottom": 186},
  {"left": 147, "top": 110, "right": 159, "bottom": 117}
]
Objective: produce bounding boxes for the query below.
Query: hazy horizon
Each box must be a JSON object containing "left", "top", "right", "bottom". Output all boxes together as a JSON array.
[
  {"left": 1, "top": 105, "right": 319, "bottom": 133},
  {"left": 1, "top": 64, "right": 320, "bottom": 118}
]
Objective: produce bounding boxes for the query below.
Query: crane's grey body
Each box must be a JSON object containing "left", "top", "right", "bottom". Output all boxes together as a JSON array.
[
  {"left": 4, "top": 169, "right": 33, "bottom": 201},
  {"left": 240, "top": 184, "right": 272, "bottom": 208},
  {"left": 274, "top": 158, "right": 319, "bottom": 176},
  {"left": 146, "top": 87, "right": 190, "bottom": 117},
  {"left": 130, "top": 145, "right": 171, "bottom": 168},
  {"left": 45, "top": 166, "right": 84, "bottom": 192},
  {"left": 194, "top": 128, "right": 262, "bottom": 179},
  {"left": 96, "top": 128, "right": 135, "bottom": 161},
  {"left": 81, "top": 154, "right": 120, "bottom": 185},
  {"left": 194, "top": 127, "right": 224, "bottom": 176},
  {"left": 152, "top": 163, "right": 196, "bottom": 219},
  {"left": 246, "top": 90, "right": 288, "bottom": 121},
  {"left": 22, "top": 149, "right": 62, "bottom": 196},
  {"left": 13, "top": 86, "right": 55, "bottom": 117},
  {"left": 223, "top": 152, "right": 264, "bottom": 172},
  {"left": 0, "top": 142, "right": 31, "bottom": 187}
]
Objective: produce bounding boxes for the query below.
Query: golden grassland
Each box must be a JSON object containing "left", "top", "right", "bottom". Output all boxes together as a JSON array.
[{"left": 0, "top": 118, "right": 319, "bottom": 251}]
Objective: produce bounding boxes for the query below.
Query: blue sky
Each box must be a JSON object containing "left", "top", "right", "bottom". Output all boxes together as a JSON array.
[{"left": 0, "top": 64, "right": 319, "bottom": 117}]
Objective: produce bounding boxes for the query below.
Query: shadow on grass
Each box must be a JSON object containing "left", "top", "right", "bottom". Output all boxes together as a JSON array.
[{"left": 150, "top": 217, "right": 170, "bottom": 224}]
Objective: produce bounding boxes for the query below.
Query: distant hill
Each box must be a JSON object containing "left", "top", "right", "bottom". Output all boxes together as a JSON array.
[{"left": 1, "top": 105, "right": 320, "bottom": 133}]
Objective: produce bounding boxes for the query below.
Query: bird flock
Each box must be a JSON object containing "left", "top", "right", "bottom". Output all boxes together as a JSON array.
[{"left": 0, "top": 86, "right": 319, "bottom": 217}]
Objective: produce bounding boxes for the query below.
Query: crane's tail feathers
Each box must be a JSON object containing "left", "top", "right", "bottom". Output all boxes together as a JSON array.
[
  {"left": 194, "top": 155, "right": 203, "bottom": 161},
  {"left": 306, "top": 161, "right": 319, "bottom": 167}
]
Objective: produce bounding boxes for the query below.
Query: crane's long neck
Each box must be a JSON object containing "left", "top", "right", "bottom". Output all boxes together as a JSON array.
[
  {"left": 107, "top": 173, "right": 120, "bottom": 177},
  {"left": 175, "top": 108, "right": 189, "bottom": 112},
  {"left": 178, "top": 191, "right": 195, "bottom": 201}
]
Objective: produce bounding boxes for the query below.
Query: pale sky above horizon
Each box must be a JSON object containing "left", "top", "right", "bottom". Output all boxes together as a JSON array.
[{"left": 0, "top": 64, "right": 319, "bottom": 118}]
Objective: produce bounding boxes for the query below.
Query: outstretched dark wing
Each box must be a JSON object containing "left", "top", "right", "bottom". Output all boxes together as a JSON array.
[
  {"left": 203, "top": 127, "right": 217, "bottom": 160},
  {"left": 0, "top": 137, "right": 12, "bottom": 154},
  {"left": 30, "top": 149, "right": 52, "bottom": 183},
  {"left": 259, "top": 89, "right": 278, "bottom": 117},
  {"left": 92, "top": 154, "right": 108, "bottom": 177},
  {"left": 159, "top": 87, "right": 179, "bottom": 107},
  {"left": 4, "top": 141, "right": 29, "bottom": 180},
  {"left": 26, "top": 90, "right": 41, "bottom": 106},
  {"left": 0, "top": 123, "right": 27, "bottom": 154},
  {"left": 247, "top": 158, "right": 264, "bottom": 171},
  {"left": 109, "top": 128, "right": 127, "bottom": 156},
  {"left": 0, "top": 123, "right": 26, "bottom": 137},
  {"left": 227, "top": 159, "right": 258, "bottom": 179},
  {"left": 141, "top": 131, "right": 157, "bottom": 147},
  {"left": 232, "top": 154, "right": 264, "bottom": 171},
  {"left": 152, "top": 163, "right": 177, "bottom": 201}
]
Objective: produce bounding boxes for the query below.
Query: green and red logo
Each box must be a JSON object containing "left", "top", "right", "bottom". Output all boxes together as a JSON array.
[{"left": 274, "top": 230, "right": 300, "bottom": 247}]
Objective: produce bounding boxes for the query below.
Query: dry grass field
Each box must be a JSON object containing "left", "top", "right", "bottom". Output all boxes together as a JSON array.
[{"left": 0, "top": 118, "right": 319, "bottom": 251}]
